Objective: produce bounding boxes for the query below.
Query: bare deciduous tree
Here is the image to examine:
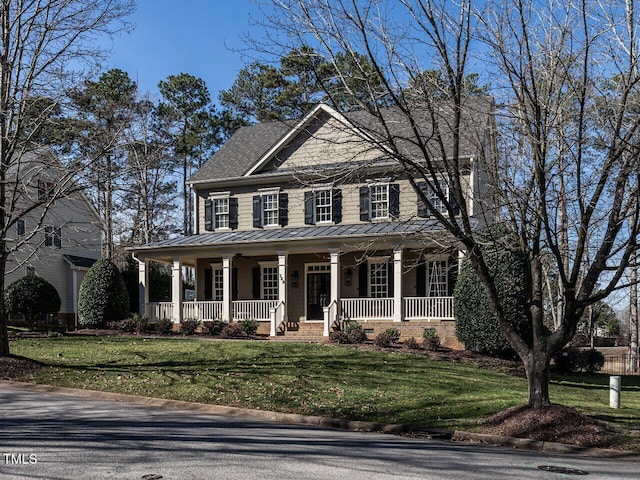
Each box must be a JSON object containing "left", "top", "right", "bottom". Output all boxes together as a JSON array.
[
  {"left": 257, "top": 0, "right": 640, "bottom": 406},
  {"left": 0, "top": 0, "right": 134, "bottom": 356}
]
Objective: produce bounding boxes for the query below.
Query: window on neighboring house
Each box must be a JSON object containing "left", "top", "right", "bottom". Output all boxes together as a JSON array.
[
  {"left": 45, "top": 226, "right": 61, "bottom": 248},
  {"left": 253, "top": 191, "right": 288, "bottom": 228},
  {"left": 26, "top": 266, "right": 35, "bottom": 276},
  {"left": 16, "top": 219, "right": 25, "bottom": 236},
  {"left": 304, "top": 188, "right": 343, "bottom": 225},
  {"left": 262, "top": 265, "right": 279, "bottom": 300},
  {"left": 417, "top": 179, "right": 459, "bottom": 217},
  {"left": 360, "top": 183, "right": 400, "bottom": 221},
  {"left": 37, "top": 179, "right": 55, "bottom": 201},
  {"left": 204, "top": 195, "right": 238, "bottom": 231}
]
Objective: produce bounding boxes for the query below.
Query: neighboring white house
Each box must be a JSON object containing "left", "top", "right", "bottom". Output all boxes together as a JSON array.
[
  {"left": 130, "top": 100, "right": 496, "bottom": 347},
  {"left": 5, "top": 148, "right": 102, "bottom": 328}
]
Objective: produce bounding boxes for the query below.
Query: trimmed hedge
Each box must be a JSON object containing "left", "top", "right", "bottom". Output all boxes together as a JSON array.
[
  {"left": 5, "top": 275, "right": 61, "bottom": 330},
  {"left": 77, "top": 258, "right": 129, "bottom": 327},
  {"left": 454, "top": 224, "right": 532, "bottom": 355}
]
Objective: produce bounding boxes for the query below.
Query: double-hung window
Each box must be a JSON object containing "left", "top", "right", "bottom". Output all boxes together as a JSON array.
[
  {"left": 204, "top": 194, "right": 237, "bottom": 231},
  {"left": 37, "top": 179, "right": 55, "bottom": 201},
  {"left": 360, "top": 182, "right": 400, "bottom": 221},
  {"left": 44, "top": 226, "right": 61, "bottom": 248},
  {"left": 417, "top": 178, "right": 459, "bottom": 217},
  {"left": 304, "top": 188, "right": 342, "bottom": 225},
  {"left": 253, "top": 190, "right": 288, "bottom": 228},
  {"left": 262, "top": 193, "right": 279, "bottom": 227},
  {"left": 370, "top": 184, "right": 389, "bottom": 220},
  {"left": 214, "top": 198, "right": 229, "bottom": 229}
]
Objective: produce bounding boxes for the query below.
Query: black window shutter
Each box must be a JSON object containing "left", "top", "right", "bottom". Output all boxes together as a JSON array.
[
  {"left": 333, "top": 189, "right": 343, "bottom": 223},
  {"left": 416, "top": 260, "right": 426, "bottom": 297},
  {"left": 232, "top": 267, "right": 239, "bottom": 300},
  {"left": 204, "top": 268, "right": 213, "bottom": 300},
  {"left": 204, "top": 199, "right": 213, "bottom": 231},
  {"left": 416, "top": 182, "right": 430, "bottom": 218},
  {"left": 304, "top": 191, "right": 315, "bottom": 225},
  {"left": 389, "top": 183, "right": 400, "bottom": 218},
  {"left": 358, "top": 263, "right": 368, "bottom": 297},
  {"left": 279, "top": 192, "right": 289, "bottom": 226},
  {"left": 252, "top": 267, "right": 261, "bottom": 299},
  {"left": 447, "top": 256, "right": 459, "bottom": 296},
  {"left": 359, "top": 186, "right": 370, "bottom": 221},
  {"left": 387, "top": 260, "right": 394, "bottom": 297},
  {"left": 229, "top": 198, "right": 239, "bottom": 229},
  {"left": 252, "top": 196, "right": 262, "bottom": 228},
  {"left": 17, "top": 219, "right": 25, "bottom": 236}
]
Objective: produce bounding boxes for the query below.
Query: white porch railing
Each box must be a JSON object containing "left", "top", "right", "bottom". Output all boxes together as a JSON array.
[
  {"left": 341, "top": 298, "right": 394, "bottom": 321},
  {"left": 147, "top": 302, "right": 174, "bottom": 321},
  {"left": 270, "top": 301, "right": 286, "bottom": 336},
  {"left": 182, "top": 301, "right": 223, "bottom": 321},
  {"left": 404, "top": 297, "right": 454, "bottom": 320},
  {"left": 232, "top": 300, "right": 278, "bottom": 321}
]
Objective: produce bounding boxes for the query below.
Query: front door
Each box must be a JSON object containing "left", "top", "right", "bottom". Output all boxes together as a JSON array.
[{"left": 307, "top": 272, "right": 330, "bottom": 320}]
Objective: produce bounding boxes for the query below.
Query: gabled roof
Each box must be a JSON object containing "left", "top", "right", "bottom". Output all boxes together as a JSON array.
[
  {"left": 187, "top": 120, "right": 293, "bottom": 184},
  {"left": 188, "top": 97, "right": 493, "bottom": 186}
]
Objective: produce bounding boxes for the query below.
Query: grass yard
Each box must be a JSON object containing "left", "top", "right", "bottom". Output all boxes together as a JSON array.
[{"left": 7, "top": 336, "right": 640, "bottom": 435}]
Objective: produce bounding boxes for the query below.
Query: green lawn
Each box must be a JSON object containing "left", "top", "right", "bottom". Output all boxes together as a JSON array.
[{"left": 8, "top": 336, "right": 640, "bottom": 434}]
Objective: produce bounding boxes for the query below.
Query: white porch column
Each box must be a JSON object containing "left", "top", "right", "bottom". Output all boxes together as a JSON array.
[
  {"left": 72, "top": 270, "right": 79, "bottom": 329},
  {"left": 222, "top": 255, "right": 232, "bottom": 322},
  {"left": 171, "top": 258, "right": 183, "bottom": 324},
  {"left": 138, "top": 258, "right": 149, "bottom": 316},
  {"left": 327, "top": 250, "right": 341, "bottom": 336},
  {"left": 277, "top": 252, "right": 288, "bottom": 323},
  {"left": 393, "top": 248, "right": 403, "bottom": 322}
]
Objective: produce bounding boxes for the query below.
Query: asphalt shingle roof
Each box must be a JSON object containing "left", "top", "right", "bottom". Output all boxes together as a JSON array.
[{"left": 187, "top": 98, "right": 493, "bottom": 185}]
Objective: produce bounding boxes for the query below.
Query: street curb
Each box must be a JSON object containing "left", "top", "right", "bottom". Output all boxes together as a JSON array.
[{"left": 2, "top": 380, "right": 639, "bottom": 461}]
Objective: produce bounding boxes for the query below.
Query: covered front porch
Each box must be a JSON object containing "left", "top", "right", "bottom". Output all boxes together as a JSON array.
[{"left": 136, "top": 245, "right": 458, "bottom": 339}]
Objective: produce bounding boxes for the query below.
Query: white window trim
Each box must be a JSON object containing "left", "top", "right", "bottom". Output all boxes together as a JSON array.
[
  {"left": 259, "top": 261, "right": 279, "bottom": 300},
  {"left": 258, "top": 188, "right": 281, "bottom": 228},
  {"left": 423, "top": 255, "right": 450, "bottom": 298},
  {"left": 313, "top": 187, "right": 334, "bottom": 225},
  {"left": 369, "top": 181, "right": 390, "bottom": 221},
  {"left": 208, "top": 192, "right": 231, "bottom": 232},
  {"left": 427, "top": 177, "right": 450, "bottom": 215},
  {"left": 367, "top": 257, "right": 389, "bottom": 298}
]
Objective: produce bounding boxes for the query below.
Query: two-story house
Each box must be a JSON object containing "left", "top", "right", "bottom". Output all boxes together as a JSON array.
[
  {"left": 131, "top": 100, "right": 495, "bottom": 346},
  {"left": 5, "top": 148, "right": 102, "bottom": 328}
]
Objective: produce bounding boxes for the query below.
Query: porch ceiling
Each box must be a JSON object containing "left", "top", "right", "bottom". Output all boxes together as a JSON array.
[{"left": 129, "top": 220, "right": 465, "bottom": 261}]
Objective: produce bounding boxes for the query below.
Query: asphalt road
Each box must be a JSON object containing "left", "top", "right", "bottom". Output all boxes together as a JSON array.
[{"left": 0, "top": 385, "right": 637, "bottom": 480}]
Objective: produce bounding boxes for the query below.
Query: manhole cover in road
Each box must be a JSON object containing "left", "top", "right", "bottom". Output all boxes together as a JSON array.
[
  {"left": 141, "top": 475, "right": 163, "bottom": 480},
  {"left": 538, "top": 465, "right": 589, "bottom": 475}
]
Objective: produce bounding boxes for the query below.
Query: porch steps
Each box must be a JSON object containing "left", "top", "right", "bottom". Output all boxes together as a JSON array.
[{"left": 271, "top": 321, "right": 327, "bottom": 342}]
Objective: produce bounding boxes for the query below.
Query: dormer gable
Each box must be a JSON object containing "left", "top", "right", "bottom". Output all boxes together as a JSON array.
[{"left": 244, "top": 104, "right": 384, "bottom": 176}]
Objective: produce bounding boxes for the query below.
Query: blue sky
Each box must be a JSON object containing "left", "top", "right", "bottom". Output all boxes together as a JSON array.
[{"left": 104, "top": 0, "right": 262, "bottom": 103}]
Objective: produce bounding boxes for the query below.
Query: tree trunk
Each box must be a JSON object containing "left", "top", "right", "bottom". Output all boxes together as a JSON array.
[
  {"left": 631, "top": 252, "right": 638, "bottom": 373},
  {"left": 0, "top": 252, "right": 9, "bottom": 357},
  {"left": 524, "top": 350, "right": 551, "bottom": 407}
]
